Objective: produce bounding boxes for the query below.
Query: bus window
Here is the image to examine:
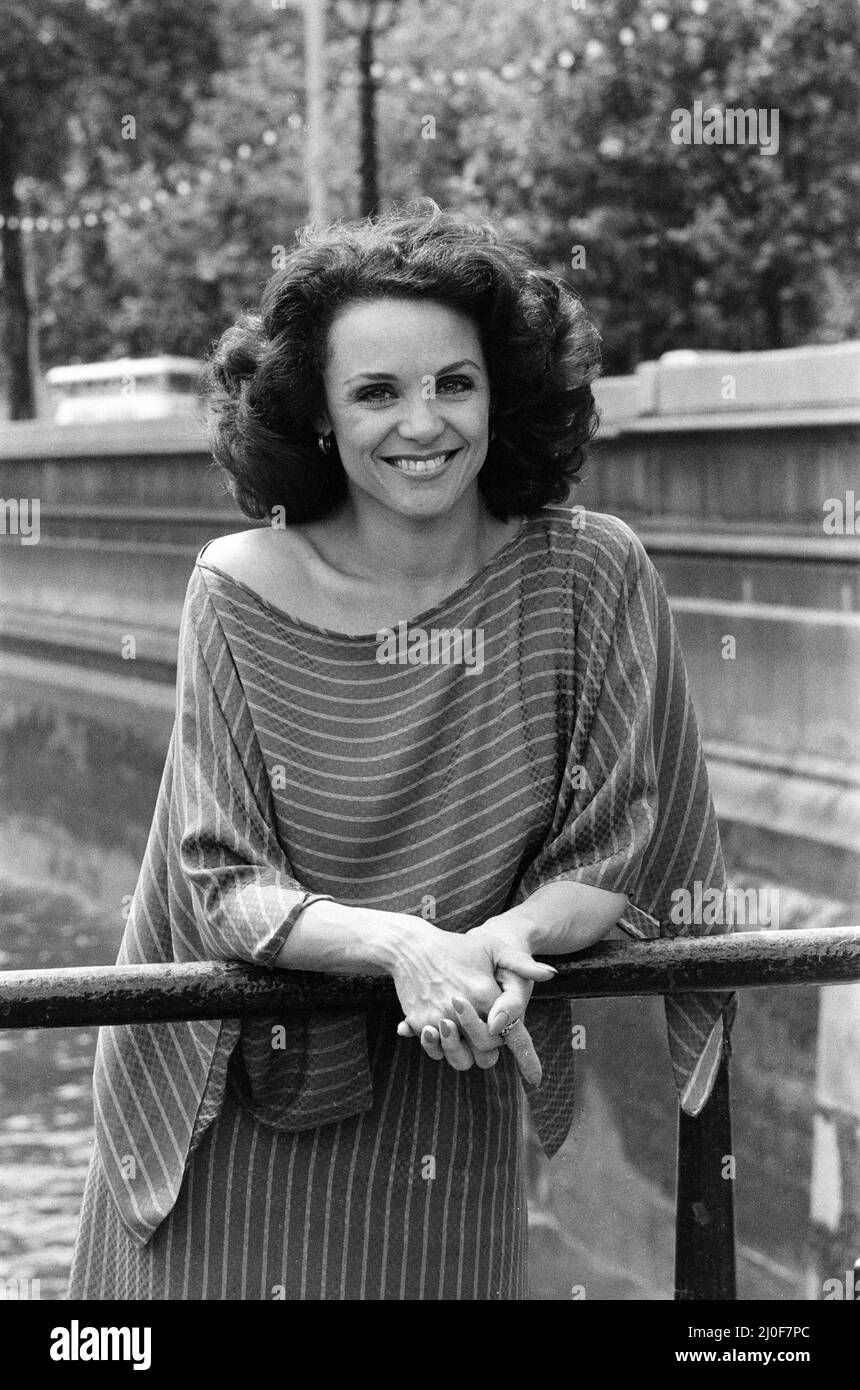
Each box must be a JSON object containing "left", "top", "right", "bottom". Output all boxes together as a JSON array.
[{"left": 46, "top": 357, "right": 202, "bottom": 424}]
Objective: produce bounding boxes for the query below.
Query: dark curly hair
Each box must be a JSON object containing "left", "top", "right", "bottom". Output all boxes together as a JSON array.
[{"left": 202, "top": 198, "right": 602, "bottom": 522}]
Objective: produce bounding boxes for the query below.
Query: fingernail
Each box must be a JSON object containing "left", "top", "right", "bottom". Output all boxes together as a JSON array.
[
  {"left": 451, "top": 997, "right": 466, "bottom": 1013},
  {"left": 439, "top": 1020, "right": 451, "bottom": 1038}
]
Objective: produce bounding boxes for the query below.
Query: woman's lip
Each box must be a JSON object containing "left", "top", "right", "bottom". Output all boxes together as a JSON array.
[
  {"left": 380, "top": 448, "right": 461, "bottom": 480},
  {"left": 380, "top": 447, "right": 461, "bottom": 464}
]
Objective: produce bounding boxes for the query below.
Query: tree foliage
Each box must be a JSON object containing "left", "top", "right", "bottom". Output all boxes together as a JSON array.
[
  {"left": 374, "top": 0, "right": 860, "bottom": 369},
  {"left": 0, "top": 0, "right": 221, "bottom": 411},
  {"left": 2, "top": 0, "right": 858, "bottom": 411}
]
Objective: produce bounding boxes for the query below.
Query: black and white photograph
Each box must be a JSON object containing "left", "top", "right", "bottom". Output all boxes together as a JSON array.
[{"left": 0, "top": 0, "right": 858, "bottom": 1344}]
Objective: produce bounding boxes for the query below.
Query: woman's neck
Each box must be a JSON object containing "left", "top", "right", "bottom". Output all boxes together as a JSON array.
[{"left": 321, "top": 489, "right": 516, "bottom": 593}]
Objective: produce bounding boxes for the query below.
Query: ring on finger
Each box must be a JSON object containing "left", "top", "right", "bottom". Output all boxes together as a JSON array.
[{"left": 500, "top": 1017, "right": 522, "bottom": 1039}]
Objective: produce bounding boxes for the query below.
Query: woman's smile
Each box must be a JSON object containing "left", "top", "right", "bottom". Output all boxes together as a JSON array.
[{"left": 380, "top": 446, "right": 463, "bottom": 478}]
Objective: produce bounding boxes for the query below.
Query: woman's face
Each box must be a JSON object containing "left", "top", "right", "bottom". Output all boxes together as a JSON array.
[{"left": 317, "top": 297, "right": 492, "bottom": 522}]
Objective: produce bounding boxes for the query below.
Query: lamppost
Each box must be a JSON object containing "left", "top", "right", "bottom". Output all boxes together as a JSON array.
[
  {"left": 302, "top": 0, "right": 328, "bottom": 224},
  {"left": 334, "top": 0, "right": 399, "bottom": 215}
]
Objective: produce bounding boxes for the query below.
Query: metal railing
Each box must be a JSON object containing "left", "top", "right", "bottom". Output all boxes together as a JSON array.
[{"left": 2, "top": 926, "right": 859, "bottom": 1301}]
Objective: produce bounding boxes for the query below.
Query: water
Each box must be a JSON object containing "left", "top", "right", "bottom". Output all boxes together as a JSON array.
[{"left": 0, "top": 880, "right": 119, "bottom": 1299}]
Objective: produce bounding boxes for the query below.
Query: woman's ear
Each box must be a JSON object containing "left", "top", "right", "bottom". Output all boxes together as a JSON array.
[{"left": 313, "top": 412, "right": 332, "bottom": 436}]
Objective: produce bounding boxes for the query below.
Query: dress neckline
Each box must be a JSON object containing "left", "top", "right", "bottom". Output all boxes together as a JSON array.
[{"left": 196, "top": 516, "right": 531, "bottom": 643}]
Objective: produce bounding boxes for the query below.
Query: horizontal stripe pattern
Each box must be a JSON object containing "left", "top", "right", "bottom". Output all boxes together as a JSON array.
[{"left": 69, "top": 505, "right": 734, "bottom": 1299}]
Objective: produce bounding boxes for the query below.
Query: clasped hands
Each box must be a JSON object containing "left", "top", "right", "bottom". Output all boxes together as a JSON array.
[{"left": 390, "top": 915, "right": 557, "bottom": 1086}]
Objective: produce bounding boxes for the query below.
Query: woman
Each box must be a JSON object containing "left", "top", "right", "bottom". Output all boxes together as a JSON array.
[{"left": 68, "top": 199, "right": 734, "bottom": 1301}]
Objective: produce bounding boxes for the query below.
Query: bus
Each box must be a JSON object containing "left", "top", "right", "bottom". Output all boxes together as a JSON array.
[{"left": 45, "top": 356, "right": 203, "bottom": 425}]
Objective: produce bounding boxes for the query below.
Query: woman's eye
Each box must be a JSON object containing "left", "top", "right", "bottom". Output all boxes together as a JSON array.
[
  {"left": 436, "top": 375, "right": 474, "bottom": 394},
  {"left": 356, "top": 384, "right": 395, "bottom": 402},
  {"left": 355, "top": 376, "right": 474, "bottom": 403}
]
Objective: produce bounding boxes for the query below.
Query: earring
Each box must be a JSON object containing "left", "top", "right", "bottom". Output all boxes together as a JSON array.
[{"left": 318, "top": 433, "right": 333, "bottom": 454}]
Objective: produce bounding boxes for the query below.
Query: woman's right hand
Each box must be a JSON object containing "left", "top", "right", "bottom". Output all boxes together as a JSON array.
[
  {"left": 385, "top": 915, "right": 554, "bottom": 1078},
  {"left": 386, "top": 915, "right": 504, "bottom": 1032}
]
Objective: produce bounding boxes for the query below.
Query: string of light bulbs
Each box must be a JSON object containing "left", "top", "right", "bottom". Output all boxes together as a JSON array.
[{"left": 0, "top": 3, "right": 712, "bottom": 235}]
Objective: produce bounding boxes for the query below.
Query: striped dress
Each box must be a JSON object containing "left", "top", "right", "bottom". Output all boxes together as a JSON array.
[{"left": 67, "top": 506, "right": 735, "bottom": 1301}]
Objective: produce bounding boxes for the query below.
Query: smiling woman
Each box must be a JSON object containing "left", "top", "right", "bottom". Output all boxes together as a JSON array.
[
  {"left": 322, "top": 302, "right": 490, "bottom": 518},
  {"left": 201, "top": 197, "right": 601, "bottom": 526},
  {"left": 67, "top": 198, "right": 735, "bottom": 1301}
]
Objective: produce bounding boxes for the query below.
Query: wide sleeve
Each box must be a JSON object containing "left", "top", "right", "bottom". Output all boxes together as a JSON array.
[
  {"left": 516, "top": 522, "right": 736, "bottom": 1116},
  {"left": 173, "top": 571, "right": 314, "bottom": 966}
]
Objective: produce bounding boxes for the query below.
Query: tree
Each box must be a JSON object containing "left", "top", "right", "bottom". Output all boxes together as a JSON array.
[
  {"left": 94, "top": 24, "right": 310, "bottom": 361},
  {"left": 359, "top": 0, "right": 860, "bottom": 369},
  {"left": 6, "top": 0, "right": 858, "bottom": 402},
  {"left": 0, "top": 0, "right": 220, "bottom": 416},
  {"left": 1, "top": 1, "right": 100, "bottom": 416},
  {"left": 379, "top": 0, "right": 860, "bottom": 371}
]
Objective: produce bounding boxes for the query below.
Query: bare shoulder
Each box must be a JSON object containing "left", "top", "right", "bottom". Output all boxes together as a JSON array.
[
  {"left": 197, "top": 526, "right": 325, "bottom": 621},
  {"left": 199, "top": 526, "right": 310, "bottom": 586}
]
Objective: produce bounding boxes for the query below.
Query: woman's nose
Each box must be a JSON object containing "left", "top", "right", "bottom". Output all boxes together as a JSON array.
[{"left": 396, "top": 392, "right": 445, "bottom": 441}]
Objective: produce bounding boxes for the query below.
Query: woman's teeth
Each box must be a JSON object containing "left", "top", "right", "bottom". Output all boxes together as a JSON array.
[{"left": 385, "top": 450, "right": 456, "bottom": 476}]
